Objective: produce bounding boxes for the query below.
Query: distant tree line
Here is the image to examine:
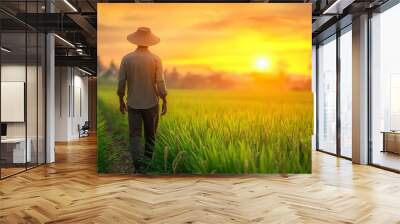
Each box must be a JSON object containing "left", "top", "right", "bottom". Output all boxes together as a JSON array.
[{"left": 98, "top": 60, "right": 311, "bottom": 91}]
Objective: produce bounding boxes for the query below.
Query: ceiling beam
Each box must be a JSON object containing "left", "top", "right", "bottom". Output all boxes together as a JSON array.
[
  {"left": 55, "top": 55, "right": 96, "bottom": 72},
  {"left": 67, "top": 13, "right": 97, "bottom": 39},
  {"left": 322, "top": 0, "right": 356, "bottom": 14}
]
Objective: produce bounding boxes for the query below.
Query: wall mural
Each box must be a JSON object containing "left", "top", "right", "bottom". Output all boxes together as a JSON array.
[{"left": 97, "top": 3, "right": 312, "bottom": 174}]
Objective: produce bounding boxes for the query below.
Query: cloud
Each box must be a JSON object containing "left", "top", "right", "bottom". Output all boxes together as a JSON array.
[
  {"left": 98, "top": 23, "right": 127, "bottom": 33},
  {"left": 192, "top": 18, "right": 232, "bottom": 30},
  {"left": 190, "top": 9, "right": 310, "bottom": 38}
]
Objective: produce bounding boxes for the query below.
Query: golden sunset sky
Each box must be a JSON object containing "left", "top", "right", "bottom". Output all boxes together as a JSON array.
[{"left": 98, "top": 3, "right": 311, "bottom": 76}]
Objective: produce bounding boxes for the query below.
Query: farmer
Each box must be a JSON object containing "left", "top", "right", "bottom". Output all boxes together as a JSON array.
[{"left": 117, "top": 27, "right": 167, "bottom": 172}]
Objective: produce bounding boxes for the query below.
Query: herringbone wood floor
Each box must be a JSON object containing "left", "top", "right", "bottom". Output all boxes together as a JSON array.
[{"left": 1, "top": 135, "right": 400, "bottom": 224}]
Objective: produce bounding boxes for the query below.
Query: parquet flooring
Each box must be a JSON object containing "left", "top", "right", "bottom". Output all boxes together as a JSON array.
[
  {"left": 1, "top": 167, "right": 26, "bottom": 178},
  {"left": 0, "top": 135, "right": 400, "bottom": 223}
]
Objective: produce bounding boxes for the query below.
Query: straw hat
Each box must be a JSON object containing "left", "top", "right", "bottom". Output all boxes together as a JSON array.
[{"left": 127, "top": 27, "right": 160, "bottom": 46}]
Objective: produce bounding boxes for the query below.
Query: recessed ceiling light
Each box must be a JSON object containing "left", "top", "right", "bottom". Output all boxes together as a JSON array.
[
  {"left": 63, "top": 0, "right": 78, "bottom": 12},
  {"left": 322, "top": 0, "right": 354, "bottom": 15},
  {"left": 78, "top": 67, "right": 93, "bottom": 76},
  {"left": 1, "top": 47, "right": 11, "bottom": 53},
  {"left": 54, "top": 34, "right": 75, "bottom": 48}
]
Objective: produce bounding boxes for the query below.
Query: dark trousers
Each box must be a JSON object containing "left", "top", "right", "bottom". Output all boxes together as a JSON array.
[{"left": 128, "top": 105, "right": 159, "bottom": 170}]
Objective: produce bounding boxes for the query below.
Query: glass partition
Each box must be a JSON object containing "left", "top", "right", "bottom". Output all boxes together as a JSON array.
[
  {"left": 371, "top": 3, "right": 400, "bottom": 171},
  {"left": 0, "top": 2, "right": 46, "bottom": 179},
  {"left": 27, "top": 30, "right": 38, "bottom": 169},
  {"left": 317, "top": 35, "right": 337, "bottom": 154},
  {"left": 1, "top": 30, "right": 28, "bottom": 177}
]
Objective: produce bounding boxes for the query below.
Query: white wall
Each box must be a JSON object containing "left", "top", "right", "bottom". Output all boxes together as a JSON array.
[
  {"left": 55, "top": 67, "right": 89, "bottom": 141},
  {"left": 75, "top": 71, "right": 89, "bottom": 139},
  {"left": 72, "top": 73, "right": 89, "bottom": 138},
  {"left": 55, "top": 67, "right": 70, "bottom": 141}
]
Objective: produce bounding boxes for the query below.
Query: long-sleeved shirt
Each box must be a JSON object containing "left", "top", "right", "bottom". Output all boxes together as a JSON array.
[{"left": 117, "top": 48, "right": 167, "bottom": 109}]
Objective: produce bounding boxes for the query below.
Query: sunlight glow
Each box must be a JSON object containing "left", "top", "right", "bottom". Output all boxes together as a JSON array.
[{"left": 254, "top": 57, "right": 270, "bottom": 71}]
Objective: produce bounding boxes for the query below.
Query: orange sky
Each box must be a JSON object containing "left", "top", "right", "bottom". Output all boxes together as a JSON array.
[{"left": 98, "top": 3, "right": 311, "bottom": 76}]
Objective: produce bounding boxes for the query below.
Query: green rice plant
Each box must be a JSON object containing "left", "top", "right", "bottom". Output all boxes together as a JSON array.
[
  {"left": 97, "top": 103, "right": 118, "bottom": 173},
  {"left": 97, "top": 84, "right": 313, "bottom": 174},
  {"left": 97, "top": 98, "right": 135, "bottom": 173}
]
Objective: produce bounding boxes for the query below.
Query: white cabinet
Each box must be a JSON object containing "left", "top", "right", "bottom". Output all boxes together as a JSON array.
[{"left": 1, "top": 138, "right": 32, "bottom": 163}]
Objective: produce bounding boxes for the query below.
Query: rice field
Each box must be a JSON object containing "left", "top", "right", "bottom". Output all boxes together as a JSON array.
[{"left": 97, "top": 84, "right": 313, "bottom": 174}]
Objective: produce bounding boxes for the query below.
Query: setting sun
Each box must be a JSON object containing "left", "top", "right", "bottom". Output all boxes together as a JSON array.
[
  {"left": 98, "top": 4, "right": 311, "bottom": 76},
  {"left": 255, "top": 57, "right": 270, "bottom": 71}
]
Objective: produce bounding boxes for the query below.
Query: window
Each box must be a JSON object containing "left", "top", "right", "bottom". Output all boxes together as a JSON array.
[
  {"left": 317, "top": 35, "right": 337, "bottom": 154},
  {"left": 339, "top": 27, "right": 352, "bottom": 158},
  {"left": 370, "top": 3, "right": 400, "bottom": 171}
]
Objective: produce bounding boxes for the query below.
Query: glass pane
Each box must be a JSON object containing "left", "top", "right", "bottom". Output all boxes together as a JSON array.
[
  {"left": 38, "top": 33, "right": 45, "bottom": 165},
  {"left": 339, "top": 29, "right": 352, "bottom": 158},
  {"left": 26, "top": 0, "right": 38, "bottom": 169},
  {"left": 1, "top": 30, "right": 27, "bottom": 177},
  {"left": 0, "top": 1, "right": 46, "bottom": 178},
  {"left": 317, "top": 36, "right": 337, "bottom": 154},
  {"left": 27, "top": 31, "right": 38, "bottom": 169},
  {"left": 371, "top": 4, "right": 400, "bottom": 171}
]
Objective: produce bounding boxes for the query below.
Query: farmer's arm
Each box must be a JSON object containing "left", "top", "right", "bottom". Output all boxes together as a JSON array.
[
  {"left": 155, "top": 57, "right": 167, "bottom": 115},
  {"left": 117, "top": 59, "right": 127, "bottom": 114}
]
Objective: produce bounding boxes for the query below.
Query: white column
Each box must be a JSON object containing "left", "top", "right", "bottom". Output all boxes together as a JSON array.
[
  {"left": 46, "top": 33, "right": 55, "bottom": 163},
  {"left": 352, "top": 14, "right": 369, "bottom": 164},
  {"left": 45, "top": 0, "right": 56, "bottom": 163}
]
